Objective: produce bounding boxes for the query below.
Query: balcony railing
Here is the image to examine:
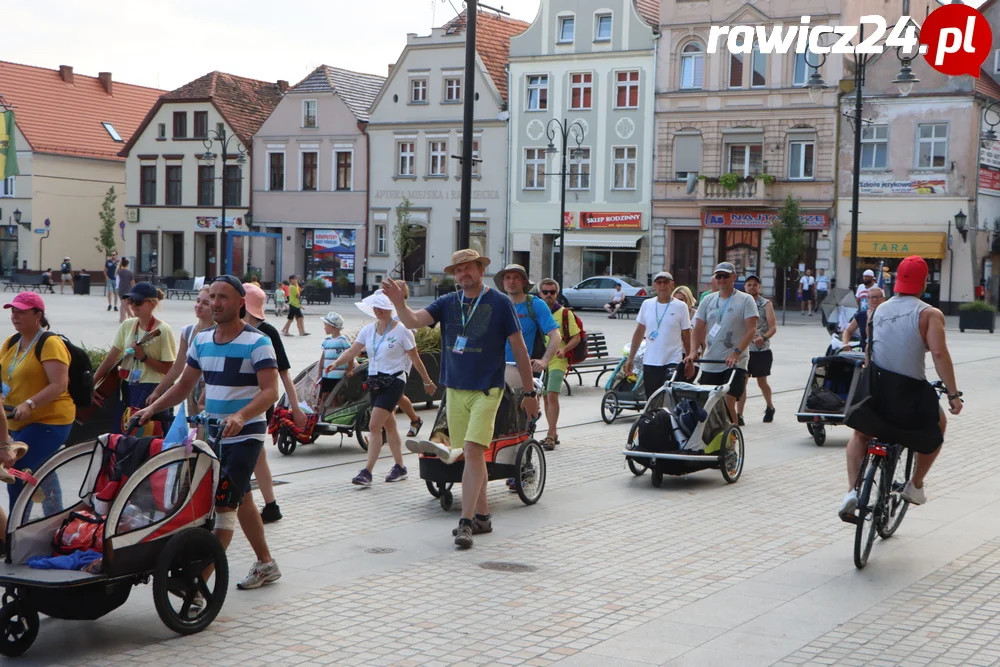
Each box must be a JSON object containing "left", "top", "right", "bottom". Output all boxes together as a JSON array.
[{"left": 696, "top": 177, "right": 773, "bottom": 201}]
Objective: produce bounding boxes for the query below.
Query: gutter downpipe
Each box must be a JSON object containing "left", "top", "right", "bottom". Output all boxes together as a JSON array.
[
  {"left": 504, "top": 63, "right": 512, "bottom": 266},
  {"left": 649, "top": 34, "right": 658, "bottom": 282},
  {"left": 361, "top": 119, "right": 371, "bottom": 296},
  {"left": 831, "top": 75, "right": 842, "bottom": 291}
]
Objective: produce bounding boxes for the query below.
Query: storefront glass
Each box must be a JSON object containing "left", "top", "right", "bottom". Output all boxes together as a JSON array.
[
  {"left": 307, "top": 229, "right": 357, "bottom": 288},
  {"left": 582, "top": 249, "right": 638, "bottom": 279},
  {"left": 0, "top": 225, "right": 18, "bottom": 276},
  {"left": 718, "top": 230, "right": 760, "bottom": 279}
]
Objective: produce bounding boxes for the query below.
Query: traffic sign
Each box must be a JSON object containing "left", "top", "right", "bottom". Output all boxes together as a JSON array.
[{"left": 34, "top": 229, "right": 46, "bottom": 234}]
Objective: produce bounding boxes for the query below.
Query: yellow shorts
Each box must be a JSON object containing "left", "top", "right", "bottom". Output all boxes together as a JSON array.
[{"left": 446, "top": 387, "right": 503, "bottom": 448}]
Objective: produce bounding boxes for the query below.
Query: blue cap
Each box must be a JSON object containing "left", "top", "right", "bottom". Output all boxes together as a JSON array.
[{"left": 124, "top": 282, "right": 158, "bottom": 303}]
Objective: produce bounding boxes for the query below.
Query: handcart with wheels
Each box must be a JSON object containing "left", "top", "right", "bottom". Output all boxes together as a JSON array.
[
  {"left": 600, "top": 341, "right": 647, "bottom": 424},
  {"left": 795, "top": 351, "right": 866, "bottom": 446},
  {"left": 0, "top": 415, "right": 227, "bottom": 657},
  {"left": 622, "top": 362, "right": 744, "bottom": 487},
  {"left": 417, "top": 382, "right": 545, "bottom": 510}
]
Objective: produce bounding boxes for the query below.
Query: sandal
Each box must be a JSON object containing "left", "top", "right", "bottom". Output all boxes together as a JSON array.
[
  {"left": 407, "top": 418, "right": 424, "bottom": 438},
  {"left": 0, "top": 441, "right": 30, "bottom": 485},
  {"left": 541, "top": 436, "right": 556, "bottom": 451}
]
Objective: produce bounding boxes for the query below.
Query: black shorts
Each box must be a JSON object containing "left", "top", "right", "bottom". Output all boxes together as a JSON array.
[
  {"left": 216, "top": 438, "right": 264, "bottom": 509},
  {"left": 319, "top": 377, "right": 339, "bottom": 394},
  {"left": 699, "top": 368, "right": 747, "bottom": 398},
  {"left": 747, "top": 350, "right": 773, "bottom": 378},
  {"left": 287, "top": 306, "right": 304, "bottom": 320},
  {"left": 370, "top": 377, "right": 406, "bottom": 411}
]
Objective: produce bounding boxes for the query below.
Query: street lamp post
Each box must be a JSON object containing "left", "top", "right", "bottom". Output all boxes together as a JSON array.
[
  {"left": 983, "top": 100, "right": 1000, "bottom": 142},
  {"left": 543, "top": 118, "right": 585, "bottom": 289},
  {"left": 806, "top": 28, "right": 919, "bottom": 292},
  {"left": 200, "top": 128, "right": 246, "bottom": 276}
]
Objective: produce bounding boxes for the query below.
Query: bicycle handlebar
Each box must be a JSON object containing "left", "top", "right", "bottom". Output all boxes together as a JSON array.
[{"left": 3, "top": 406, "right": 14, "bottom": 419}]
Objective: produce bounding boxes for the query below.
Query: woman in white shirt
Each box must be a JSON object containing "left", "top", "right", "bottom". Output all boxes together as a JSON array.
[{"left": 326, "top": 290, "right": 436, "bottom": 487}]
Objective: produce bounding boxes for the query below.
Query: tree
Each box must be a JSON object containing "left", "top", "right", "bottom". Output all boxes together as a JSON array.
[
  {"left": 393, "top": 197, "right": 419, "bottom": 280},
  {"left": 95, "top": 186, "right": 118, "bottom": 257},
  {"left": 766, "top": 194, "right": 806, "bottom": 325}
]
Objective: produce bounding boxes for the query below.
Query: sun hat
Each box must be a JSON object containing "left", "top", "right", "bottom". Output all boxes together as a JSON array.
[
  {"left": 714, "top": 262, "right": 736, "bottom": 274},
  {"left": 4, "top": 292, "right": 45, "bottom": 312},
  {"left": 893, "top": 256, "right": 929, "bottom": 295},
  {"left": 444, "top": 249, "right": 491, "bottom": 274},
  {"left": 124, "top": 281, "right": 158, "bottom": 303},
  {"left": 355, "top": 290, "right": 396, "bottom": 318},
  {"left": 653, "top": 271, "right": 674, "bottom": 282},
  {"left": 322, "top": 312, "right": 345, "bottom": 328},
  {"left": 242, "top": 283, "right": 267, "bottom": 321},
  {"left": 493, "top": 263, "right": 535, "bottom": 292}
]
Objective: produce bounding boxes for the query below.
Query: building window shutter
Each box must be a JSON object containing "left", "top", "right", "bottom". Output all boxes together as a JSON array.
[{"left": 674, "top": 135, "right": 701, "bottom": 174}]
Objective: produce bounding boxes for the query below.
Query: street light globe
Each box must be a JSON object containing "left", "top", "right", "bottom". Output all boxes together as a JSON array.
[
  {"left": 805, "top": 70, "right": 828, "bottom": 104},
  {"left": 892, "top": 63, "right": 919, "bottom": 97}
]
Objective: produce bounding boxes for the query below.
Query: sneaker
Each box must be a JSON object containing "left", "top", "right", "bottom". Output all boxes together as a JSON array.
[
  {"left": 236, "top": 560, "right": 281, "bottom": 590},
  {"left": 187, "top": 593, "right": 205, "bottom": 618},
  {"left": 839, "top": 489, "right": 858, "bottom": 523},
  {"left": 113, "top": 306, "right": 118, "bottom": 312},
  {"left": 901, "top": 481, "right": 926, "bottom": 505},
  {"left": 452, "top": 515, "right": 493, "bottom": 536},
  {"left": 406, "top": 439, "right": 461, "bottom": 463},
  {"left": 738, "top": 415, "right": 746, "bottom": 427},
  {"left": 352, "top": 468, "right": 373, "bottom": 487},
  {"left": 454, "top": 522, "right": 474, "bottom": 548},
  {"left": 506, "top": 477, "right": 518, "bottom": 493},
  {"left": 107, "top": 304, "right": 112, "bottom": 312},
  {"left": 260, "top": 502, "right": 282, "bottom": 524},
  {"left": 763, "top": 407, "right": 775, "bottom": 423},
  {"left": 385, "top": 464, "right": 408, "bottom": 482}
]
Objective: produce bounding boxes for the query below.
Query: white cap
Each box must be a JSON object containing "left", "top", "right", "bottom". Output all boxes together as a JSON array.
[{"left": 863, "top": 269, "right": 875, "bottom": 278}]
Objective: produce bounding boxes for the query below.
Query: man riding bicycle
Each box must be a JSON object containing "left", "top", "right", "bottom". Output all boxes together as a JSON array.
[{"left": 839, "top": 256, "right": 963, "bottom": 520}]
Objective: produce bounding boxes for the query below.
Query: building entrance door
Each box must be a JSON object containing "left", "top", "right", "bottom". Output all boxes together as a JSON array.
[
  {"left": 671, "top": 230, "right": 699, "bottom": 292},
  {"left": 403, "top": 225, "right": 427, "bottom": 281}
]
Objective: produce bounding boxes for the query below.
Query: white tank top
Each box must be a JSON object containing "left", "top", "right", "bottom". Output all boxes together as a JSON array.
[{"left": 870, "top": 296, "right": 931, "bottom": 381}]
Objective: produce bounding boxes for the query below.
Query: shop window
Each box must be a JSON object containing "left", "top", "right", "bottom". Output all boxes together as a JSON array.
[
  {"left": 582, "top": 250, "right": 638, "bottom": 279},
  {"left": 861, "top": 125, "right": 888, "bottom": 169},
  {"left": 917, "top": 123, "right": 948, "bottom": 169},
  {"left": 718, "top": 229, "right": 760, "bottom": 278},
  {"left": 137, "top": 231, "right": 159, "bottom": 274},
  {"left": 680, "top": 43, "right": 704, "bottom": 90}
]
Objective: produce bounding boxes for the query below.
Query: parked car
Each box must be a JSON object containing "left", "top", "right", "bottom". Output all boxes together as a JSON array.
[{"left": 560, "top": 276, "right": 649, "bottom": 309}]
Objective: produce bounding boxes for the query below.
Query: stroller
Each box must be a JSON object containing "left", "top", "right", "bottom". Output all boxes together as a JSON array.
[
  {"left": 0, "top": 415, "right": 226, "bottom": 657},
  {"left": 271, "top": 360, "right": 375, "bottom": 455},
  {"left": 418, "top": 378, "right": 545, "bottom": 511},
  {"left": 600, "top": 341, "right": 647, "bottom": 424},
  {"left": 795, "top": 350, "right": 866, "bottom": 446},
  {"left": 622, "top": 362, "right": 745, "bottom": 487}
]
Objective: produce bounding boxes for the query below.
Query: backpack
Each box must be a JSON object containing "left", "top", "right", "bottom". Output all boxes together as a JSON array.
[
  {"left": 5, "top": 332, "right": 95, "bottom": 408},
  {"left": 635, "top": 409, "right": 678, "bottom": 453},
  {"left": 524, "top": 295, "right": 548, "bottom": 359},
  {"left": 54, "top": 510, "right": 105, "bottom": 554},
  {"left": 560, "top": 308, "right": 588, "bottom": 366}
]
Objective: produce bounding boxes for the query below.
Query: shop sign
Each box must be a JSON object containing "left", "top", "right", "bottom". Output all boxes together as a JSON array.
[
  {"left": 563, "top": 212, "right": 575, "bottom": 229},
  {"left": 857, "top": 176, "right": 948, "bottom": 195},
  {"left": 979, "top": 140, "right": 1000, "bottom": 196},
  {"left": 579, "top": 212, "right": 642, "bottom": 229},
  {"left": 313, "top": 229, "right": 357, "bottom": 253},
  {"left": 703, "top": 211, "right": 829, "bottom": 229},
  {"left": 195, "top": 216, "right": 246, "bottom": 230},
  {"left": 373, "top": 188, "right": 501, "bottom": 200}
]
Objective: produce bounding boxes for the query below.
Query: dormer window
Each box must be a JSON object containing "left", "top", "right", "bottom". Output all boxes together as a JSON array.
[
  {"left": 558, "top": 16, "right": 575, "bottom": 43},
  {"left": 102, "top": 122, "right": 123, "bottom": 142}
]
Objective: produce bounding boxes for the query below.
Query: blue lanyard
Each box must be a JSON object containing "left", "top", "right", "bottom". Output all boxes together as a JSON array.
[
  {"left": 7, "top": 329, "right": 44, "bottom": 382},
  {"left": 372, "top": 321, "right": 396, "bottom": 359},
  {"left": 653, "top": 300, "right": 669, "bottom": 330},
  {"left": 459, "top": 286, "right": 486, "bottom": 334},
  {"left": 716, "top": 295, "right": 732, "bottom": 322}
]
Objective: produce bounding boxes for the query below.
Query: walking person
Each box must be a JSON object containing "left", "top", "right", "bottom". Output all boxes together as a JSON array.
[
  {"left": 799, "top": 269, "right": 815, "bottom": 316},
  {"left": 280, "top": 275, "right": 309, "bottom": 337},
  {"left": 147, "top": 286, "right": 212, "bottom": 419},
  {"left": 604, "top": 283, "right": 626, "bottom": 319},
  {"left": 59, "top": 258, "right": 73, "bottom": 295},
  {"left": 625, "top": 272, "right": 691, "bottom": 396},
  {"left": 105, "top": 251, "right": 120, "bottom": 313},
  {"left": 389, "top": 249, "right": 539, "bottom": 548},
  {"left": 91, "top": 282, "right": 177, "bottom": 434},
  {"left": 815, "top": 268, "right": 830, "bottom": 314},
  {"left": 672, "top": 285, "right": 697, "bottom": 321},
  {"left": 685, "top": 262, "right": 758, "bottom": 425},
  {"left": 116, "top": 259, "right": 135, "bottom": 323},
  {"left": 316, "top": 312, "right": 352, "bottom": 410},
  {"left": 857, "top": 269, "right": 877, "bottom": 310},
  {"left": 325, "top": 290, "right": 436, "bottom": 486},
  {"left": 132, "top": 275, "right": 283, "bottom": 591},
  {"left": 737, "top": 275, "right": 777, "bottom": 423},
  {"left": 537, "top": 279, "right": 581, "bottom": 451},
  {"left": 493, "top": 263, "right": 560, "bottom": 390}
]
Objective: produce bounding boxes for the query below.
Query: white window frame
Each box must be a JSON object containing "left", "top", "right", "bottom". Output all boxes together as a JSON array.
[
  {"left": 410, "top": 79, "right": 428, "bottom": 104},
  {"left": 397, "top": 141, "right": 416, "bottom": 177},
  {"left": 0, "top": 176, "right": 14, "bottom": 197},
  {"left": 680, "top": 42, "right": 704, "bottom": 90},
  {"left": 299, "top": 150, "right": 319, "bottom": 191},
  {"left": 615, "top": 70, "right": 640, "bottom": 109},
  {"left": 727, "top": 143, "right": 763, "bottom": 177},
  {"left": 860, "top": 125, "right": 888, "bottom": 170},
  {"left": 612, "top": 146, "right": 637, "bottom": 190},
  {"left": 788, "top": 141, "right": 815, "bottom": 180},
  {"left": 524, "top": 148, "right": 546, "bottom": 190},
  {"left": 916, "top": 123, "right": 948, "bottom": 169},
  {"left": 526, "top": 75, "right": 548, "bottom": 111},
  {"left": 558, "top": 16, "right": 575, "bottom": 43},
  {"left": 751, "top": 43, "right": 767, "bottom": 88},
  {"left": 334, "top": 149, "right": 354, "bottom": 191},
  {"left": 729, "top": 51, "right": 745, "bottom": 89},
  {"left": 375, "top": 223, "right": 387, "bottom": 255},
  {"left": 428, "top": 140, "right": 448, "bottom": 177},
  {"left": 302, "top": 99, "right": 317, "bottom": 128},
  {"left": 156, "top": 123, "right": 166, "bottom": 139},
  {"left": 444, "top": 77, "right": 462, "bottom": 103},
  {"left": 569, "top": 147, "right": 591, "bottom": 190},
  {"left": 266, "top": 150, "right": 285, "bottom": 192},
  {"left": 793, "top": 53, "right": 809, "bottom": 87},
  {"left": 458, "top": 137, "right": 481, "bottom": 178},
  {"left": 595, "top": 14, "right": 612, "bottom": 41},
  {"left": 569, "top": 72, "right": 593, "bottom": 111}
]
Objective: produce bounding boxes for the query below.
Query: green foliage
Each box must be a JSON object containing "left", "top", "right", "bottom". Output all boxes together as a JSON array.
[
  {"left": 413, "top": 326, "right": 442, "bottom": 354},
  {"left": 95, "top": 186, "right": 118, "bottom": 257},
  {"left": 82, "top": 345, "right": 110, "bottom": 370},
  {"left": 959, "top": 300, "right": 997, "bottom": 312},
  {"left": 336, "top": 274, "right": 351, "bottom": 288},
  {"left": 306, "top": 278, "right": 327, "bottom": 290},
  {"left": 173, "top": 268, "right": 191, "bottom": 279},
  {"left": 242, "top": 271, "right": 261, "bottom": 283},
  {"left": 393, "top": 198, "right": 419, "bottom": 279},
  {"left": 759, "top": 173, "right": 777, "bottom": 185},
  {"left": 438, "top": 275, "right": 456, "bottom": 288},
  {"left": 766, "top": 195, "right": 806, "bottom": 271},
  {"left": 719, "top": 172, "right": 741, "bottom": 191}
]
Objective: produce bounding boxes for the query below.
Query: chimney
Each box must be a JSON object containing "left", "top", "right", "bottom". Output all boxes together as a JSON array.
[
  {"left": 387, "top": 64, "right": 394, "bottom": 76},
  {"left": 277, "top": 80, "right": 289, "bottom": 92},
  {"left": 59, "top": 65, "right": 74, "bottom": 84},
  {"left": 98, "top": 72, "right": 113, "bottom": 95}
]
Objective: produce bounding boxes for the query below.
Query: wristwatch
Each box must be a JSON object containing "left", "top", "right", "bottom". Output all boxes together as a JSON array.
[
  {"left": 733, "top": 348, "right": 742, "bottom": 355},
  {"left": 524, "top": 391, "right": 538, "bottom": 398},
  {"left": 25, "top": 399, "right": 36, "bottom": 409}
]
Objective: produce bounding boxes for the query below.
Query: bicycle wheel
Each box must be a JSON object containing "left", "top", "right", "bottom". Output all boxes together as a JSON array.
[
  {"left": 878, "top": 448, "right": 912, "bottom": 539},
  {"left": 854, "top": 457, "right": 884, "bottom": 569}
]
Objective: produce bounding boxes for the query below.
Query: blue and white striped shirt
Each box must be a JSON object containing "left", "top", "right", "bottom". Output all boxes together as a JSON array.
[{"left": 186, "top": 324, "right": 278, "bottom": 444}]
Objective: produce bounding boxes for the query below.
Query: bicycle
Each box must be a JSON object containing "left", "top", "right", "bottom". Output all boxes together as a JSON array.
[{"left": 849, "top": 381, "right": 951, "bottom": 569}]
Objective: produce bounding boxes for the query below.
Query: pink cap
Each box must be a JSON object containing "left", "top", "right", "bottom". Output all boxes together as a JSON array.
[
  {"left": 4, "top": 292, "right": 45, "bottom": 312},
  {"left": 242, "top": 283, "right": 267, "bottom": 321}
]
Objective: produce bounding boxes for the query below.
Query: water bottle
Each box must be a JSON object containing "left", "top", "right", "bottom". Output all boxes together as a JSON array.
[{"left": 670, "top": 413, "right": 688, "bottom": 446}]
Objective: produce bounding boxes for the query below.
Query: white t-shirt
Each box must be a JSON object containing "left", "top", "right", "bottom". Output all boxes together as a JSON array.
[
  {"left": 610, "top": 290, "right": 625, "bottom": 304},
  {"left": 358, "top": 321, "right": 416, "bottom": 378},
  {"left": 799, "top": 275, "right": 815, "bottom": 290},
  {"left": 636, "top": 297, "right": 690, "bottom": 366},
  {"left": 856, "top": 283, "right": 870, "bottom": 309},
  {"left": 695, "top": 290, "right": 758, "bottom": 372}
]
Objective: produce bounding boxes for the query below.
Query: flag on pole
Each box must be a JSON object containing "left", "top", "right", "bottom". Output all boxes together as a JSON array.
[{"left": 0, "top": 111, "right": 19, "bottom": 179}]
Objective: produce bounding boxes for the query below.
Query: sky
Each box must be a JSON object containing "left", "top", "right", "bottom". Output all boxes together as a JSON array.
[{"left": 7, "top": 0, "right": 544, "bottom": 91}]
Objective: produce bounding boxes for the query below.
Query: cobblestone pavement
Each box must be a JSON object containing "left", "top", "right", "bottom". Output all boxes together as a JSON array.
[{"left": 3, "top": 292, "right": 999, "bottom": 666}]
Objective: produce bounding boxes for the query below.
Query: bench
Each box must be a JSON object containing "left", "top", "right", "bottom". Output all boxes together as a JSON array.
[
  {"left": 566, "top": 331, "right": 618, "bottom": 388},
  {"left": 617, "top": 294, "right": 653, "bottom": 319},
  {"left": 2, "top": 274, "right": 53, "bottom": 293},
  {"left": 167, "top": 279, "right": 198, "bottom": 300}
]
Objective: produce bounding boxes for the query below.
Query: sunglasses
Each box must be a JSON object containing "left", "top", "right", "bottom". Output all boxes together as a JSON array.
[
  {"left": 714, "top": 273, "right": 733, "bottom": 279},
  {"left": 540, "top": 290, "right": 558, "bottom": 295}
]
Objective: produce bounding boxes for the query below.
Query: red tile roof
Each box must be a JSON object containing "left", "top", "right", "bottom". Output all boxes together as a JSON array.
[
  {"left": 976, "top": 68, "right": 1000, "bottom": 99},
  {"left": 634, "top": 0, "right": 660, "bottom": 27},
  {"left": 0, "top": 61, "right": 164, "bottom": 160},
  {"left": 441, "top": 11, "right": 530, "bottom": 102},
  {"left": 120, "top": 71, "right": 285, "bottom": 156}
]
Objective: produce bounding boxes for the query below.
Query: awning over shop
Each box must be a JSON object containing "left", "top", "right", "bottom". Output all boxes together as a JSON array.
[
  {"left": 842, "top": 232, "right": 946, "bottom": 259},
  {"left": 555, "top": 233, "right": 643, "bottom": 248}
]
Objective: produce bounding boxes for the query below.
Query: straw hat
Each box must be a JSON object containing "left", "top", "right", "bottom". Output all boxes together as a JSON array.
[
  {"left": 355, "top": 289, "right": 396, "bottom": 319},
  {"left": 444, "top": 249, "right": 491, "bottom": 274}
]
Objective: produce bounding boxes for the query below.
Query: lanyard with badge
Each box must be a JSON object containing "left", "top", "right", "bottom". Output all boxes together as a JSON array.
[
  {"left": 371, "top": 320, "right": 396, "bottom": 369},
  {"left": 123, "top": 318, "right": 155, "bottom": 384},
  {"left": 708, "top": 295, "right": 731, "bottom": 340},
  {"left": 2, "top": 329, "right": 44, "bottom": 399},
  {"left": 454, "top": 286, "right": 485, "bottom": 354},
  {"left": 648, "top": 302, "right": 670, "bottom": 341}
]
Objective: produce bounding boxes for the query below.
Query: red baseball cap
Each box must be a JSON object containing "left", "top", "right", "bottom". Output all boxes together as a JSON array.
[
  {"left": 3, "top": 292, "right": 45, "bottom": 312},
  {"left": 894, "top": 256, "right": 929, "bottom": 295}
]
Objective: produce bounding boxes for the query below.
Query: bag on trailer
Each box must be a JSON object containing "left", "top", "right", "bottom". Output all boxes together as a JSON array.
[
  {"left": 635, "top": 409, "right": 678, "bottom": 453},
  {"left": 806, "top": 387, "right": 845, "bottom": 412},
  {"left": 53, "top": 510, "right": 105, "bottom": 554}
]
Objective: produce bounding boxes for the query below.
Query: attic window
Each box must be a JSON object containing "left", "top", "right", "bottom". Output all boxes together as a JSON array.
[{"left": 102, "top": 122, "right": 123, "bottom": 142}]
